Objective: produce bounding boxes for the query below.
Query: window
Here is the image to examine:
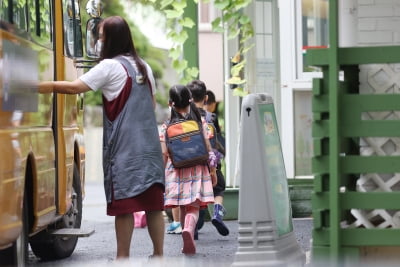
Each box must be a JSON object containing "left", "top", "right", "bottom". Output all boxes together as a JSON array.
[
  {"left": 0, "top": 0, "right": 52, "bottom": 47},
  {"left": 28, "top": 0, "right": 52, "bottom": 47},
  {"left": 294, "top": 91, "right": 313, "bottom": 176},
  {"left": 63, "top": 0, "right": 83, "bottom": 57},
  {"left": 254, "top": 0, "right": 279, "bottom": 97},
  {"left": 298, "top": 0, "right": 329, "bottom": 75},
  {"left": 0, "top": 0, "right": 29, "bottom": 34},
  {"left": 198, "top": 1, "right": 219, "bottom": 31},
  {"left": 199, "top": 2, "right": 210, "bottom": 24},
  {"left": 0, "top": 0, "right": 11, "bottom": 23},
  {"left": 13, "top": 0, "right": 28, "bottom": 31}
]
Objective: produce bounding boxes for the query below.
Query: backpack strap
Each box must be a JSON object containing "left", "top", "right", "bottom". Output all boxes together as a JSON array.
[
  {"left": 205, "top": 111, "right": 216, "bottom": 124},
  {"left": 114, "top": 56, "right": 152, "bottom": 96}
]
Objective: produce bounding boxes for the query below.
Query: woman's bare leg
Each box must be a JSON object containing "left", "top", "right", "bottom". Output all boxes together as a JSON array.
[
  {"left": 146, "top": 210, "right": 165, "bottom": 256},
  {"left": 115, "top": 213, "right": 134, "bottom": 259}
]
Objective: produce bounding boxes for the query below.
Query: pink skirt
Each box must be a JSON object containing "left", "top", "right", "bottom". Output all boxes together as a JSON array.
[
  {"left": 164, "top": 161, "right": 214, "bottom": 209},
  {"left": 107, "top": 183, "right": 164, "bottom": 216}
]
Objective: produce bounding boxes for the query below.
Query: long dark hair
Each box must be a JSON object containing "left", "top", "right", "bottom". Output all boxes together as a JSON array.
[
  {"left": 169, "top": 85, "right": 202, "bottom": 123},
  {"left": 99, "top": 16, "right": 148, "bottom": 82}
]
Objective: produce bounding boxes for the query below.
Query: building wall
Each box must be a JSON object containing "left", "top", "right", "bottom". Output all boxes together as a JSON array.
[
  {"left": 199, "top": 31, "right": 224, "bottom": 101},
  {"left": 357, "top": 0, "right": 400, "bottom": 46}
]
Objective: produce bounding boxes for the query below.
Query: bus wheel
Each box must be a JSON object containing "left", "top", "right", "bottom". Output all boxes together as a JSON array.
[
  {"left": 0, "top": 190, "right": 29, "bottom": 266},
  {"left": 30, "top": 164, "right": 82, "bottom": 261}
]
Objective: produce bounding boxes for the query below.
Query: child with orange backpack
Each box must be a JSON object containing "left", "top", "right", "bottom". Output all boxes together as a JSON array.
[{"left": 159, "top": 84, "right": 217, "bottom": 254}]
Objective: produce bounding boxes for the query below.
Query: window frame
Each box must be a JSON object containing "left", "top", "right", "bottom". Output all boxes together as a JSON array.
[
  {"left": 63, "top": 0, "right": 83, "bottom": 58},
  {"left": 295, "top": 0, "right": 327, "bottom": 81}
]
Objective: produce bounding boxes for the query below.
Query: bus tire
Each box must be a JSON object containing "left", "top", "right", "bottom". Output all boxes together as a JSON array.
[
  {"left": 0, "top": 189, "right": 29, "bottom": 266},
  {"left": 30, "top": 163, "right": 82, "bottom": 261}
]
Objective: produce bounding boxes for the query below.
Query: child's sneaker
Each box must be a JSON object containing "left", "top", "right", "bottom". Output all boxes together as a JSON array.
[
  {"left": 166, "top": 221, "right": 182, "bottom": 234},
  {"left": 211, "top": 204, "right": 229, "bottom": 236}
]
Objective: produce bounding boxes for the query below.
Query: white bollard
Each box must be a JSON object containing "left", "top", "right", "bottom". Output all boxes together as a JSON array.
[{"left": 233, "top": 93, "right": 305, "bottom": 267}]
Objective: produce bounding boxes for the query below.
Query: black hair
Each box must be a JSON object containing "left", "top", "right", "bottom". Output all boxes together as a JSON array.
[
  {"left": 99, "top": 16, "right": 148, "bottom": 83},
  {"left": 169, "top": 85, "right": 202, "bottom": 123},
  {"left": 206, "top": 90, "right": 216, "bottom": 104},
  {"left": 186, "top": 80, "right": 207, "bottom": 102}
]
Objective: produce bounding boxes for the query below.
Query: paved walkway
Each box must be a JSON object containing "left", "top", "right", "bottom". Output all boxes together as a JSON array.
[{"left": 81, "top": 182, "right": 312, "bottom": 266}]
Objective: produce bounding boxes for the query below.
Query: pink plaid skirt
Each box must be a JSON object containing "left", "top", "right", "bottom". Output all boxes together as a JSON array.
[{"left": 164, "top": 160, "right": 214, "bottom": 209}]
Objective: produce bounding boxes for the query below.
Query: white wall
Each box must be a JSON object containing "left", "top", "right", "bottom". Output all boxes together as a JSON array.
[
  {"left": 357, "top": 0, "right": 400, "bottom": 46},
  {"left": 199, "top": 31, "right": 224, "bottom": 101}
]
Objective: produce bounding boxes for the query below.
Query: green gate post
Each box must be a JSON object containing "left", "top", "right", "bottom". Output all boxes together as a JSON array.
[
  {"left": 327, "top": 0, "right": 340, "bottom": 262},
  {"left": 183, "top": 0, "right": 199, "bottom": 76}
]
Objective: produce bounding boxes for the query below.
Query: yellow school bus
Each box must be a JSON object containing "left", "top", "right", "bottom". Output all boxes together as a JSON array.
[{"left": 0, "top": 0, "right": 100, "bottom": 265}]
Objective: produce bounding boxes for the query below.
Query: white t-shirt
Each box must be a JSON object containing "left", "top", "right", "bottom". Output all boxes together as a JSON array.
[{"left": 79, "top": 56, "right": 156, "bottom": 101}]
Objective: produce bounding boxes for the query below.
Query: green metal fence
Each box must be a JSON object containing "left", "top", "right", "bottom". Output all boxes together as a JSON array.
[{"left": 306, "top": 0, "right": 400, "bottom": 264}]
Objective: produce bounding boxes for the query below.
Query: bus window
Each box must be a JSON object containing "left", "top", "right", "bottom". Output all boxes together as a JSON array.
[
  {"left": 63, "top": 0, "right": 83, "bottom": 57},
  {"left": 28, "top": 0, "right": 52, "bottom": 47},
  {"left": 13, "top": 0, "right": 28, "bottom": 31},
  {"left": 0, "top": 0, "right": 10, "bottom": 22}
]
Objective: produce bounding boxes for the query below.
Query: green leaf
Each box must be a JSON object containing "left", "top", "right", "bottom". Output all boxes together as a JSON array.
[
  {"left": 230, "top": 60, "right": 245, "bottom": 76},
  {"left": 164, "top": 9, "right": 184, "bottom": 18},
  {"left": 169, "top": 47, "right": 182, "bottom": 60},
  {"left": 227, "top": 28, "right": 240, "bottom": 39},
  {"left": 211, "top": 17, "right": 225, "bottom": 33},
  {"left": 239, "top": 15, "right": 250, "bottom": 24},
  {"left": 233, "top": 0, "right": 252, "bottom": 10},
  {"left": 242, "top": 43, "right": 255, "bottom": 54},
  {"left": 242, "top": 22, "right": 254, "bottom": 34},
  {"left": 186, "top": 67, "right": 199, "bottom": 78},
  {"left": 222, "top": 12, "right": 234, "bottom": 22},
  {"left": 172, "top": 1, "right": 187, "bottom": 11},
  {"left": 160, "top": 0, "right": 174, "bottom": 10},
  {"left": 179, "top": 17, "right": 195, "bottom": 28},
  {"left": 180, "top": 76, "right": 192, "bottom": 85},
  {"left": 214, "top": 0, "right": 230, "bottom": 10},
  {"left": 212, "top": 26, "right": 225, "bottom": 33},
  {"left": 211, "top": 17, "right": 222, "bottom": 28},
  {"left": 227, "top": 76, "right": 246, "bottom": 85},
  {"left": 232, "top": 87, "right": 249, "bottom": 97},
  {"left": 166, "top": 30, "right": 177, "bottom": 39},
  {"left": 240, "top": 32, "right": 253, "bottom": 44},
  {"left": 172, "top": 59, "right": 188, "bottom": 73},
  {"left": 171, "top": 30, "right": 189, "bottom": 43}
]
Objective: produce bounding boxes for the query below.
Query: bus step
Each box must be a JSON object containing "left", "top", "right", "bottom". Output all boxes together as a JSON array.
[{"left": 50, "top": 228, "right": 95, "bottom": 237}]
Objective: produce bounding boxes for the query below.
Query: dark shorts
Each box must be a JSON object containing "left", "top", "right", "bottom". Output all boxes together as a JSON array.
[
  {"left": 213, "top": 165, "right": 226, "bottom": 197},
  {"left": 107, "top": 183, "right": 164, "bottom": 216}
]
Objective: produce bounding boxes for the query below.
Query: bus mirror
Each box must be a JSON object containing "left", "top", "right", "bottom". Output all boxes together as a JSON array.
[
  {"left": 86, "top": 0, "right": 103, "bottom": 18},
  {"left": 86, "top": 17, "right": 102, "bottom": 59}
]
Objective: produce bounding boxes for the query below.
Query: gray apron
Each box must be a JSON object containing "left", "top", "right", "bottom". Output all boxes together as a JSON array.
[{"left": 102, "top": 56, "right": 164, "bottom": 203}]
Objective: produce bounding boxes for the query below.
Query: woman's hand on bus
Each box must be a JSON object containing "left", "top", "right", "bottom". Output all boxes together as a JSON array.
[{"left": 39, "top": 79, "right": 91, "bottom": 94}]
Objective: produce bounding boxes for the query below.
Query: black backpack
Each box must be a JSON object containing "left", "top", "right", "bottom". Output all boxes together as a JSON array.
[{"left": 204, "top": 111, "right": 225, "bottom": 155}]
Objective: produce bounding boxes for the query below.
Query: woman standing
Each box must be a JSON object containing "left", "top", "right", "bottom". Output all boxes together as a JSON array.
[{"left": 40, "top": 16, "right": 165, "bottom": 260}]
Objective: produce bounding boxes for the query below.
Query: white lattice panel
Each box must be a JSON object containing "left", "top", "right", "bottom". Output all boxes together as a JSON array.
[{"left": 346, "top": 64, "right": 400, "bottom": 228}]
